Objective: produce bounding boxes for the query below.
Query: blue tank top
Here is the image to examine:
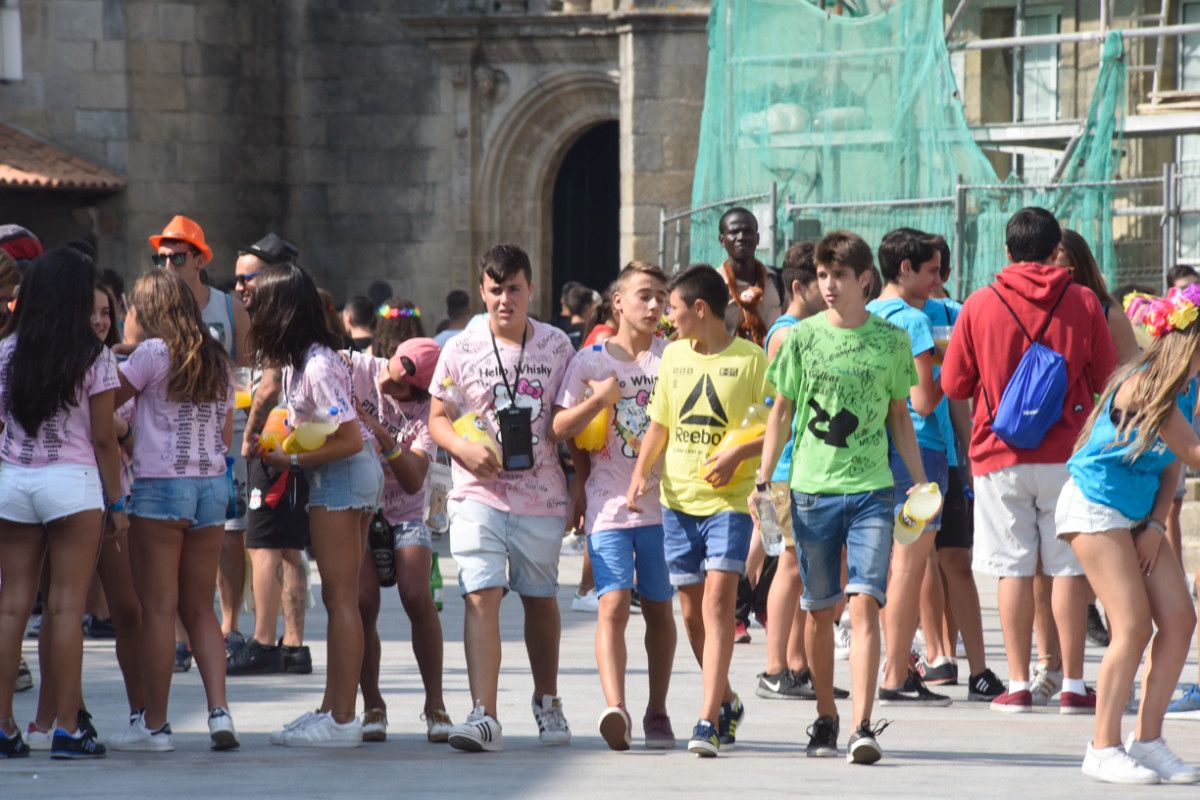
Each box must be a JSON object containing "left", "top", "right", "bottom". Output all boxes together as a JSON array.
[
  {"left": 1068, "top": 390, "right": 1188, "bottom": 520},
  {"left": 766, "top": 314, "right": 799, "bottom": 483}
]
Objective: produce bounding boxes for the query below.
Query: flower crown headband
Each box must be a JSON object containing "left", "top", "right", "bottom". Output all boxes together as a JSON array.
[
  {"left": 1124, "top": 284, "right": 1200, "bottom": 338},
  {"left": 378, "top": 303, "right": 420, "bottom": 320}
]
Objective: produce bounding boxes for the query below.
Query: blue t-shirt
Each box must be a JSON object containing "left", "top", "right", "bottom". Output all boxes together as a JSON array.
[
  {"left": 866, "top": 297, "right": 944, "bottom": 453},
  {"left": 766, "top": 314, "right": 800, "bottom": 483},
  {"left": 923, "top": 298, "right": 961, "bottom": 467},
  {"left": 1068, "top": 392, "right": 1184, "bottom": 521}
]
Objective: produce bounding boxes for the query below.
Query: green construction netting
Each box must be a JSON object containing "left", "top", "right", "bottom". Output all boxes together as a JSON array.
[{"left": 688, "top": 0, "right": 1128, "bottom": 296}]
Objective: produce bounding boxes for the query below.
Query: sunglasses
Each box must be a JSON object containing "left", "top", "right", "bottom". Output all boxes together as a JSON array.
[
  {"left": 234, "top": 271, "right": 260, "bottom": 286},
  {"left": 151, "top": 252, "right": 192, "bottom": 268}
]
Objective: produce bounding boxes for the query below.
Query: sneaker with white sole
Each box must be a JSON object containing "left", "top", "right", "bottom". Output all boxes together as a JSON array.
[
  {"left": 1082, "top": 742, "right": 1159, "bottom": 785},
  {"left": 423, "top": 709, "right": 453, "bottom": 743},
  {"left": 1030, "top": 666, "right": 1062, "bottom": 706},
  {"left": 532, "top": 694, "right": 571, "bottom": 746},
  {"left": 448, "top": 701, "right": 502, "bottom": 753},
  {"left": 110, "top": 712, "right": 173, "bottom": 752},
  {"left": 271, "top": 711, "right": 362, "bottom": 748},
  {"left": 1125, "top": 734, "right": 1200, "bottom": 784},
  {"left": 207, "top": 707, "right": 239, "bottom": 751},
  {"left": 1166, "top": 684, "right": 1200, "bottom": 719},
  {"left": 24, "top": 722, "right": 51, "bottom": 751},
  {"left": 598, "top": 706, "right": 631, "bottom": 751},
  {"left": 268, "top": 710, "right": 318, "bottom": 745},
  {"left": 571, "top": 589, "right": 599, "bottom": 613},
  {"left": 847, "top": 719, "right": 890, "bottom": 765},
  {"left": 834, "top": 624, "right": 851, "bottom": 661},
  {"left": 14, "top": 658, "right": 32, "bottom": 692},
  {"left": 362, "top": 708, "right": 387, "bottom": 743}
]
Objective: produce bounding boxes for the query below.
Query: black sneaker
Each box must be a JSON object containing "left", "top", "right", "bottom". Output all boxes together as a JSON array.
[
  {"left": 76, "top": 708, "right": 99, "bottom": 741},
  {"left": 794, "top": 667, "right": 850, "bottom": 700},
  {"left": 0, "top": 728, "right": 30, "bottom": 758},
  {"left": 83, "top": 615, "right": 117, "bottom": 639},
  {"left": 226, "top": 639, "right": 284, "bottom": 675},
  {"left": 756, "top": 669, "right": 812, "bottom": 700},
  {"left": 717, "top": 694, "right": 744, "bottom": 748},
  {"left": 917, "top": 658, "right": 958, "bottom": 686},
  {"left": 878, "top": 670, "right": 952, "bottom": 706},
  {"left": 281, "top": 640, "right": 313, "bottom": 674},
  {"left": 15, "top": 657, "right": 32, "bottom": 692},
  {"left": 805, "top": 714, "right": 839, "bottom": 757},
  {"left": 50, "top": 727, "right": 106, "bottom": 759},
  {"left": 687, "top": 719, "right": 719, "bottom": 757},
  {"left": 224, "top": 630, "right": 246, "bottom": 658},
  {"left": 847, "top": 719, "right": 890, "bottom": 765},
  {"left": 966, "top": 668, "right": 1006, "bottom": 701},
  {"left": 174, "top": 642, "right": 193, "bottom": 673},
  {"left": 1086, "top": 603, "right": 1110, "bottom": 647}
]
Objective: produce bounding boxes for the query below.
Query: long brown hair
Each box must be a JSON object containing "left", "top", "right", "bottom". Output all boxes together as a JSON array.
[
  {"left": 129, "top": 270, "right": 230, "bottom": 403},
  {"left": 1076, "top": 322, "right": 1200, "bottom": 459},
  {"left": 1060, "top": 229, "right": 1113, "bottom": 307},
  {"left": 374, "top": 297, "right": 424, "bottom": 359}
]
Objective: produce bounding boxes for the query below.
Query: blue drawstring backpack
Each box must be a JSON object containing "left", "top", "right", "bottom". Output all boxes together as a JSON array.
[{"left": 981, "top": 283, "right": 1071, "bottom": 450}]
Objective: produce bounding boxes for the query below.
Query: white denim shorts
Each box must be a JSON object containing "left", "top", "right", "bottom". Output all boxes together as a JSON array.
[
  {"left": 972, "top": 463, "right": 1083, "bottom": 577},
  {"left": 1054, "top": 476, "right": 1138, "bottom": 537},
  {"left": 0, "top": 463, "right": 104, "bottom": 525},
  {"left": 448, "top": 499, "right": 565, "bottom": 598}
]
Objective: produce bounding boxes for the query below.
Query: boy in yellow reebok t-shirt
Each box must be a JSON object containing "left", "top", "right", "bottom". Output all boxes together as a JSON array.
[{"left": 627, "top": 264, "right": 771, "bottom": 758}]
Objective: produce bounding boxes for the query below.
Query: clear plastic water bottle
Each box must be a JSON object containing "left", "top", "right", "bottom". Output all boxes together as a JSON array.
[
  {"left": 893, "top": 482, "right": 943, "bottom": 545},
  {"left": 754, "top": 488, "right": 784, "bottom": 557}
]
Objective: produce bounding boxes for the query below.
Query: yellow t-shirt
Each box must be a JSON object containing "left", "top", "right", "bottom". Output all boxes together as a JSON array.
[{"left": 647, "top": 336, "right": 773, "bottom": 516}]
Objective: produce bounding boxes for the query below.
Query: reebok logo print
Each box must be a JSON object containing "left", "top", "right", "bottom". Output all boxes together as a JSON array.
[{"left": 679, "top": 375, "right": 728, "bottom": 428}]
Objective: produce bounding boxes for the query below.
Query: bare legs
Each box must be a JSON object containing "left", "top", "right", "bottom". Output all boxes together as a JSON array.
[
  {"left": 307, "top": 507, "right": 367, "bottom": 724},
  {"left": 677, "top": 573, "right": 738, "bottom": 725},
  {"left": 595, "top": 588, "right": 676, "bottom": 713}
]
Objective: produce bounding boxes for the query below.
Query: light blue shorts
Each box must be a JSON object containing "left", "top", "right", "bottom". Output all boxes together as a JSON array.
[
  {"left": 304, "top": 445, "right": 384, "bottom": 513},
  {"left": 791, "top": 488, "right": 894, "bottom": 610},
  {"left": 448, "top": 499, "right": 565, "bottom": 598},
  {"left": 130, "top": 475, "right": 227, "bottom": 530},
  {"left": 392, "top": 518, "right": 432, "bottom": 550},
  {"left": 588, "top": 524, "right": 673, "bottom": 602},
  {"left": 661, "top": 508, "right": 753, "bottom": 587}
]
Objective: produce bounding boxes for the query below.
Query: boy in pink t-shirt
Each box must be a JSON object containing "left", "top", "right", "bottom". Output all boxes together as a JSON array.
[
  {"left": 552, "top": 262, "right": 677, "bottom": 752},
  {"left": 429, "top": 245, "right": 573, "bottom": 753}
]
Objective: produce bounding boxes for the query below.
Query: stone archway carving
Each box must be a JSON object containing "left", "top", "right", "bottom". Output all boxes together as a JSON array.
[{"left": 474, "top": 70, "right": 620, "bottom": 316}]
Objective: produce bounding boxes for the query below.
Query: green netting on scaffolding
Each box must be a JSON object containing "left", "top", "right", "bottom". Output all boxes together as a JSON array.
[{"left": 689, "top": 0, "right": 1128, "bottom": 295}]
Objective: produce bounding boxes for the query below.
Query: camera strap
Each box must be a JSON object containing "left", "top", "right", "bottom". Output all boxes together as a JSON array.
[{"left": 489, "top": 322, "right": 529, "bottom": 410}]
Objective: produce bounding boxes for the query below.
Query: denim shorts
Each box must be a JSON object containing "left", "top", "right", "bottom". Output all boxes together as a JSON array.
[
  {"left": 0, "top": 463, "right": 103, "bottom": 525},
  {"left": 661, "top": 508, "right": 753, "bottom": 587},
  {"left": 791, "top": 488, "right": 894, "bottom": 610},
  {"left": 888, "top": 445, "right": 949, "bottom": 531},
  {"left": 304, "top": 444, "right": 384, "bottom": 512},
  {"left": 448, "top": 499, "right": 566, "bottom": 598},
  {"left": 130, "top": 475, "right": 227, "bottom": 530},
  {"left": 588, "top": 524, "right": 673, "bottom": 602},
  {"left": 392, "top": 518, "right": 432, "bottom": 550}
]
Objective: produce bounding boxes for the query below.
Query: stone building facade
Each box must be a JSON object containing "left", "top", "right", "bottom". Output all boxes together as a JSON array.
[{"left": 0, "top": 0, "right": 710, "bottom": 320}]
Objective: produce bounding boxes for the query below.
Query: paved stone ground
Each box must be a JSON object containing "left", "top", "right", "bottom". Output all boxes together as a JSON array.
[{"left": 7, "top": 538, "right": 1199, "bottom": 799}]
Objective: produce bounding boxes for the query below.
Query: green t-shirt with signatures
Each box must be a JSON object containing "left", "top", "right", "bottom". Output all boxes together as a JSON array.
[{"left": 767, "top": 313, "right": 916, "bottom": 495}]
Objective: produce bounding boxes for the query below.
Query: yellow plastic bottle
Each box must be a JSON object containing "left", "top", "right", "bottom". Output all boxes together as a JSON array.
[
  {"left": 442, "top": 378, "right": 499, "bottom": 456},
  {"left": 574, "top": 389, "right": 610, "bottom": 452},
  {"left": 235, "top": 390, "right": 253, "bottom": 410},
  {"left": 700, "top": 403, "right": 768, "bottom": 478},
  {"left": 893, "top": 482, "right": 943, "bottom": 545}
]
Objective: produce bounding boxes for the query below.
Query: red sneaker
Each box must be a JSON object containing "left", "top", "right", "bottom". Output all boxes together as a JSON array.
[
  {"left": 989, "top": 689, "right": 1032, "bottom": 713},
  {"left": 734, "top": 621, "right": 751, "bottom": 644},
  {"left": 1059, "top": 686, "right": 1097, "bottom": 715}
]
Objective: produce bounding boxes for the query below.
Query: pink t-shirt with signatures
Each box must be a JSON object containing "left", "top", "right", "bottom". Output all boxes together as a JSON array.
[
  {"left": 429, "top": 319, "right": 572, "bottom": 517},
  {"left": 0, "top": 337, "right": 120, "bottom": 468},
  {"left": 348, "top": 351, "right": 436, "bottom": 525},
  {"left": 556, "top": 338, "right": 665, "bottom": 533},
  {"left": 120, "top": 339, "right": 233, "bottom": 478},
  {"left": 281, "top": 344, "right": 357, "bottom": 431}
]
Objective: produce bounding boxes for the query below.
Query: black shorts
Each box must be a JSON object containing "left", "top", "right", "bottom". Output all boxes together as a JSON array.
[
  {"left": 244, "top": 458, "right": 310, "bottom": 550},
  {"left": 934, "top": 466, "right": 974, "bottom": 550}
]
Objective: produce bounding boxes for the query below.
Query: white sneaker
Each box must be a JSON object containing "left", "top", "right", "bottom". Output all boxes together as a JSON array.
[
  {"left": 269, "top": 710, "right": 319, "bottom": 745},
  {"left": 25, "top": 722, "right": 51, "bottom": 751},
  {"left": 271, "top": 711, "right": 362, "bottom": 748},
  {"left": 532, "top": 694, "right": 571, "bottom": 746},
  {"left": 955, "top": 635, "right": 966, "bottom": 659},
  {"left": 1030, "top": 666, "right": 1062, "bottom": 706},
  {"left": 447, "top": 701, "right": 503, "bottom": 752},
  {"left": 208, "top": 707, "right": 239, "bottom": 751},
  {"left": 834, "top": 624, "right": 851, "bottom": 661},
  {"left": 1082, "top": 742, "right": 1159, "bottom": 784},
  {"left": 422, "top": 709, "right": 453, "bottom": 743},
  {"left": 571, "top": 589, "right": 599, "bottom": 613},
  {"left": 1125, "top": 734, "right": 1200, "bottom": 784},
  {"left": 110, "top": 712, "right": 174, "bottom": 752}
]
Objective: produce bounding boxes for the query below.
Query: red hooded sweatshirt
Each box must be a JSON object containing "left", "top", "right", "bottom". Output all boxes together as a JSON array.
[{"left": 941, "top": 262, "right": 1117, "bottom": 476}]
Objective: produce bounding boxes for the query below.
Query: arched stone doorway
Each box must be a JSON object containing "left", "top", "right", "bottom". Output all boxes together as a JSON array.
[
  {"left": 475, "top": 70, "right": 620, "bottom": 318},
  {"left": 551, "top": 120, "right": 619, "bottom": 312}
]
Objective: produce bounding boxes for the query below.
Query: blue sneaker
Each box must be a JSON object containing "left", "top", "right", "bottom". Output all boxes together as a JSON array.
[
  {"left": 50, "top": 727, "right": 106, "bottom": 759},
  {"left": 717, "top": 694, "right": 745, "bottom": 749},
  {"left": 0, "top": 728, "right": 30, "bottom": 758},
  {"left": 687, "top": 719, "right": 719, "bottom": 757},
  {"left": 1166, "top": 685, "right": 1200, "bottom": 719}
]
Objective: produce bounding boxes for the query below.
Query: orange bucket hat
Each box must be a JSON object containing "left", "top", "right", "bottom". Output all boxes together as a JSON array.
[{"left": 148, "top": 215, "right": 212, "bottom": 263}]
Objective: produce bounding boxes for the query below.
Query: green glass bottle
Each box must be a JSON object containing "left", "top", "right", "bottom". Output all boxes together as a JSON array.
[{"left": 430, "top": 551, "right": 444, "bottom": 612}]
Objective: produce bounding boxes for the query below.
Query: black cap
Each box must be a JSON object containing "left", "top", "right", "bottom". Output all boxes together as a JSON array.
[{"left": 239, "top": 232, "right": 298, "bottom": 265}]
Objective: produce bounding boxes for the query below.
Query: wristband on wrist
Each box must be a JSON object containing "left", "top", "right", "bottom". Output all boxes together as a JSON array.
[
  {"left": 755, "top": 480, "right": 768, "bottom": 492},
  {"left": 289, "top": 453, "right": 301, "bottom": 471},
  {"left": 1146, "top": 519, "right": 1167, "bottom": 535},
  {"left": 384, "top": 444, "right": 404, "bottom": 462},
  {"left": 106, "top": 498, "right": 125, "bottom": 513}
]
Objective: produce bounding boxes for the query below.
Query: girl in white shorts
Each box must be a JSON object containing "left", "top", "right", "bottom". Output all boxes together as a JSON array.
[{"left": 1056, "top": 286, "right": 1200, "bottom": 785}]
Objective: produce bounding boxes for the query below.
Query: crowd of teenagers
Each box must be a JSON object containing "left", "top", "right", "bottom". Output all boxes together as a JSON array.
[{"left": 2, "top": 206, "right": 1200, "bottom": 786}]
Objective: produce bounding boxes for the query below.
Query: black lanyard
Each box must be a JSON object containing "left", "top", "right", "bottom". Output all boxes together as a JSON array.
[{"left": 489, "top": 322, "right": 528, "bottom": 407}]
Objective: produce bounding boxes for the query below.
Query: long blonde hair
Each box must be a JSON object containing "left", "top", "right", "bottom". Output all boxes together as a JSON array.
[
  {"left": 129, "top": 270, "right": 230, "bottom": 403},
  {"left": 1076, "top": 323, "right": 1200, "bottom": 458}
]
